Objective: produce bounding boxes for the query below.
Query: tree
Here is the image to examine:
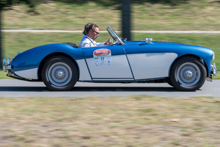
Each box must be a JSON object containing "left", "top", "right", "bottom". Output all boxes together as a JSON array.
[
  {"left": 0, "top": 0, "right": 34, "bottom": 69},
  {"left": 122, "top": 0, "right": 131, "bottom": 41}
]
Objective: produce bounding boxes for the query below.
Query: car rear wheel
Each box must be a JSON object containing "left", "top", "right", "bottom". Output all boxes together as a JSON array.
[
  {"left": 170, "top": 57, "right": 207, "bottom": 91},
  {"left": 41, "top": 55, "right": 78, "bottom": 91}
]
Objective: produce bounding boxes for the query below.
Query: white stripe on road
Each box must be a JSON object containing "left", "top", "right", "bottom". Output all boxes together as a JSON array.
[{"left": 3, "top": 30, "right": 220, "bottom": 33}]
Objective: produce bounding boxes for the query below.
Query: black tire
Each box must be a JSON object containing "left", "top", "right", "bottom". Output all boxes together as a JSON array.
[
  {"left": 170, "top": 57, "right": 207, "bottom": 91},
  {"left": 41, "top": 55, "right": 78, "bottom": 91},
  {"left": 167, "top": 81, "right": 173, "bottom": 87}
]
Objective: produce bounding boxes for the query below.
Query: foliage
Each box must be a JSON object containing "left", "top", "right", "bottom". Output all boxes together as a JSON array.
[
  {"left": 1, "top": 0, "right": 189, "bottom": 9},
  {"left": 51, "top": 0, "right": 189, "bottom": 5},
  {"left": 0, "top": 0, "right": 34, "bottom": 10},
  {"left": 52, "top": 0, "right": 189, "bottom": 6}
]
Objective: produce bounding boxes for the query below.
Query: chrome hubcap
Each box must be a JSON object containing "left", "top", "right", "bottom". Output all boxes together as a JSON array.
[
  {"left": 48, "top": 62, "right": 72, "bottom": 86},
  {"left": 56, "top": 70, "right": 64, "bottom": 78},
  {"left": 184, "top": 70, "right": 193, "bottom": 78},
  {"left": 177, "top": 62, "right": 201, "bottom": 86}
]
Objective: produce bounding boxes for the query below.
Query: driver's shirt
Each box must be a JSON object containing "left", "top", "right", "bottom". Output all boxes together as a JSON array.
[{"left": 79, "top": 35, "right": 105, "bottom": 48}]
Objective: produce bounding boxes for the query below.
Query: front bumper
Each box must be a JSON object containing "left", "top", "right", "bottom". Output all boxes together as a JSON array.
[
  {"left": 207, "top": 63, "right": 217, "bottom": 82},
  {"left": 211, "top": 63, "right": 217, "bottom": 76},
  {"left": 3, "top": 58, "right": 12, "bottom": 72},
  {"left": 3, "top": 58, "right": 40, "bottom": 82}
]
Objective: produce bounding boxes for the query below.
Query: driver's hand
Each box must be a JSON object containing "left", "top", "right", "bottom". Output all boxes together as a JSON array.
[{"left": 105, "top": 38, "right": 113, "bottom": 45}]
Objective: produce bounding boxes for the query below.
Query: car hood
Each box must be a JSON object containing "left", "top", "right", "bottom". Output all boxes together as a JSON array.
[
  {"left": 124, "top": 41, "right": 213, "bottom": 51},
  {"left": 125, "top": 40, "right": 198, "bottom": 46}
]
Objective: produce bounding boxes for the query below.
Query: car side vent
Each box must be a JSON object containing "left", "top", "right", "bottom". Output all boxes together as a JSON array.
[{"left": 65, "top": 42, "right": 80, "bottom": 48}]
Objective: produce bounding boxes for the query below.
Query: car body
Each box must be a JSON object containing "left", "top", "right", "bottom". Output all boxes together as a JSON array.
[{"left": 3, "top": 26, "right": 217, "bottom": 91}]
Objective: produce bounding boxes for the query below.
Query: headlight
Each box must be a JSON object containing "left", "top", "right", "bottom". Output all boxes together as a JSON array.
[
  {"left": 3, "top": 58, "right": 6, "bottom": 65},
  {"left": 212, "top": 52, "right": 215, "bottom": 61},
  {"left": 7, "top": 58, "right": 11, "bottom": 65}
]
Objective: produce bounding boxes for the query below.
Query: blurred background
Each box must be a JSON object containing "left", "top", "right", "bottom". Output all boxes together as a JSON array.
[
  {"left": 1, "top": 0, "right": 220, "bottom": 78},
  {"left": 1, "top": 1, "right": 220, "bottom": 147}
]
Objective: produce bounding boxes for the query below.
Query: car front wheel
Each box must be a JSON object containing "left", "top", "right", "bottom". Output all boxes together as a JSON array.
[
  {"left": 170, "top": 57, "right": 207, "bottom": 91},
  {"left": 41, "top": 55, "right": 78, "bottom": 91}
]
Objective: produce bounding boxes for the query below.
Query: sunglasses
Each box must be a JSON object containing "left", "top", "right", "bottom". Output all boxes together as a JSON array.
[{"left": 93, "top": 30, "right": 100, "bottom": 35}]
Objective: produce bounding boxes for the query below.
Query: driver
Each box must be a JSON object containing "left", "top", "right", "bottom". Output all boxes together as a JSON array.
[{"left": 80, "top": 23, "right": 113, "bottom": 48}]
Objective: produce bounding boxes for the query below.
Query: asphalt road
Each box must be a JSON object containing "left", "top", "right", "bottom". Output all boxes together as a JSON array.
[{"left": 0, "top": 79, "right": 219, "bottom": 98}]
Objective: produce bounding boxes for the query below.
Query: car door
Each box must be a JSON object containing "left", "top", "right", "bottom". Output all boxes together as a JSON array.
[
  {"left": 82, "top": 45, "right": 133, "bottom": 81},
  {"left": 124, "top": 44, "right": 178, "bottom": 80}
]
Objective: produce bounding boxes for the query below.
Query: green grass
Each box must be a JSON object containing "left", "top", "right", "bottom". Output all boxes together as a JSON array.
[
  {"left": 0, "top": 96, "right": 219, "bottom": 146},
  {"left": 2, "top": 0, "right": 220, "bottom": 30},
  {"left": 0, "top": 70, "right": 9, "bottom": 79}
]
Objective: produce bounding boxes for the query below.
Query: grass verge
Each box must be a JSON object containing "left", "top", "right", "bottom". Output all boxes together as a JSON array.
[
  {"left": 2, "top": 0, "right": 220, "bottom": 30},
  {"left": 0, "top": 96, "right": 219, "bottom": 146}
]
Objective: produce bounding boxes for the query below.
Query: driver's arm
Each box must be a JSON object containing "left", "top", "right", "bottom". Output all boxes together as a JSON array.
[
  {"left": 104, "top": 38, "right": 113, "bottom": 45},
  {"left": 96, "top": 42, "right": 105, "bottom": 47}
]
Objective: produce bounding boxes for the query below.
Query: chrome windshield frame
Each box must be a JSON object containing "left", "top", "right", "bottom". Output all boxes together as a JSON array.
[{"left": 106, "top": 26, "right": 124, "bottom": 45}]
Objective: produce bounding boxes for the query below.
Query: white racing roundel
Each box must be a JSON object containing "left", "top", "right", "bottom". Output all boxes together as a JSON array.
[{"left": 93, "top": 49, "right": 112, "bottom": 66}]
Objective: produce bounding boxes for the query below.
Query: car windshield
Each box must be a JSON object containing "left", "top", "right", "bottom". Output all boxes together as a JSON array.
[{"left": 106, "top": 26, "right": 124, "bottom": 45}]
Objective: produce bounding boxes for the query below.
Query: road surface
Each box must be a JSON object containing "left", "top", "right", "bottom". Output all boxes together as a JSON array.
[{"left": 0, "top": 79, "right": 219, "bottom": 98}]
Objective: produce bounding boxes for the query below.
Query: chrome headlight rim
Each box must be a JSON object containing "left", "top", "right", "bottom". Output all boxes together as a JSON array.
[
  {"left": 212, "top": 52, "right": 215, "bottom": 61},
  {"left": 2, "top": 58, "right": 12, "bottom": 72},
  {"left": 3, "top": 58, "right": 6, "bottom": 66},
  {"left": 7, "top": 58, "right": 11, "bottom": 65}
]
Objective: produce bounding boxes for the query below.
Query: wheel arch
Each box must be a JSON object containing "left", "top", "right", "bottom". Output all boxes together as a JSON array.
[
  {"left": 38, "top": 52, "right": 79, "bottom": 81},
  {"left": 169, "top": 54, "right": 208, "bottom": 77}
]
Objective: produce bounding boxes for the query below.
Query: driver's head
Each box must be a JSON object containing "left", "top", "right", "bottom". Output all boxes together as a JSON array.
[{"left": 83, "top": 23, "right": 99, "bottom": 40}]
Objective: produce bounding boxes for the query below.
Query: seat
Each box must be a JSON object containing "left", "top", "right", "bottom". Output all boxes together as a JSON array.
[{"left": 65, "top": 42, "right": 80, "bottom": 48}]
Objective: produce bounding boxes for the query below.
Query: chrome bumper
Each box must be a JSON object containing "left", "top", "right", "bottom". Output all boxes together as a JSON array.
[
  {"left": 211, "top": 63, "right": 217, "bottom": 76},
  {"left": 3, "top": 58, "right": 12, "bottom": 72},
  {"left": 207, "top": 63, "right": 217, "bottom": 82}
]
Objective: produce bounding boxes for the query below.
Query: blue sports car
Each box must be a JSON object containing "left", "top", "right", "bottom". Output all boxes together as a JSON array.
[{"left": 3, "top": 26, "right": 217, "bottom": 91}]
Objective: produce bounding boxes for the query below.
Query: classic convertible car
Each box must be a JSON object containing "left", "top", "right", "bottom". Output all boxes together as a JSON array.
[{"left": 3, "top": 26, "right": 217, "bottom": 91}]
